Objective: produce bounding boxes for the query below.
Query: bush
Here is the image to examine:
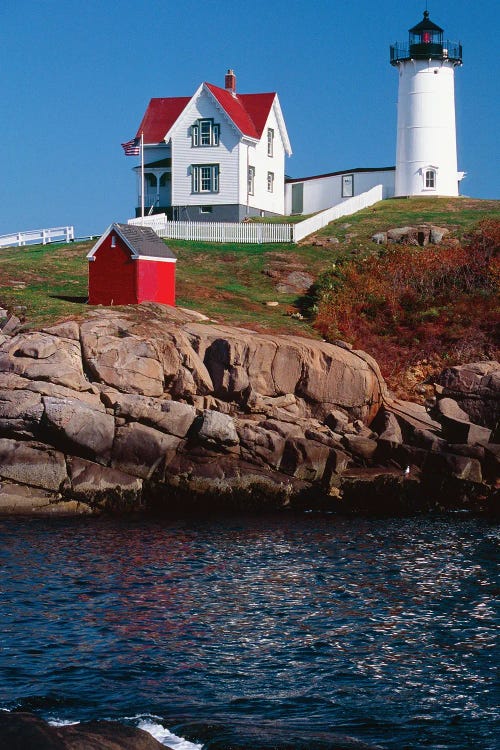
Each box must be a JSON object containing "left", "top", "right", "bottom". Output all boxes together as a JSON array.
[{"left": 314, "top": 220, "right": 499, "bottom": 392}]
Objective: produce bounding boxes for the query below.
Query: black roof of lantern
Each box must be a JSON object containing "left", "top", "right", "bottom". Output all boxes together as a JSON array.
[{"left": 409, "top": 10, "right": 443, "bottom": 35}]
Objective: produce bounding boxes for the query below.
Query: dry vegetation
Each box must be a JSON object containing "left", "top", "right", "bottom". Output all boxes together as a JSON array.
[{"left": 1, "top": 197, "right": 499, "bottom": 398}]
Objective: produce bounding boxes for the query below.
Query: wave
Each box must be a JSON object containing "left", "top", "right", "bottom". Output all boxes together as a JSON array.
[
  {"left": 45, "top": 713, "right": 202, "bottom": 750},
  {"left": 136, "top": 718, "right": 203, "bottom": 749}
]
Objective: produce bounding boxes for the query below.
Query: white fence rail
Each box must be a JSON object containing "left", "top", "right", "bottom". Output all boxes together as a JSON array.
[
  {"left": 128, "top": 216, "right": 294, "bottom": 243},
  {"left": 0, "top": 226, "right": 74, "bottom": 249},
  {"left": 292, "top": 185, "right": 384, "bottom": 242},
  {"left": 128, "top": 186, "right": 384, "bottom": 244}
]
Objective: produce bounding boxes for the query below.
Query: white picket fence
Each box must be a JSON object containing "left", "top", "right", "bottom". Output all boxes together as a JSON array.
[
  {"left": 292, "top": 185, "right": 384, "bottom": 242},
  {"left": 128, "top": 185, "right": 384, "bottom": 244},
  {"left": 0, "top": 226, "right": 74, "bottom": 249}
]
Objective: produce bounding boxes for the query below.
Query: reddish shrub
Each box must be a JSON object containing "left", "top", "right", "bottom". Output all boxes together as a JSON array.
[{"left": 314, "top": 220, "right": 499, "bottom": 394}]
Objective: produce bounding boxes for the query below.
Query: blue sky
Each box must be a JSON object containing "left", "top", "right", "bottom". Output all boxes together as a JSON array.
[{"left": 0, "top": 0, "right": 498, "bottom": 237}]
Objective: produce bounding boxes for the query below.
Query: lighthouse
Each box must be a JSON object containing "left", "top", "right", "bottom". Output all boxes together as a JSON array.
[{"left": 391, "top": 10, "right": 463, "bottom": 197}]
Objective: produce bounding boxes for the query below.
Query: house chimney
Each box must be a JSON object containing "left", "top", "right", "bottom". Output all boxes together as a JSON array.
[{"left": 225, "top": 69, "right": 236, "bottom": 95}]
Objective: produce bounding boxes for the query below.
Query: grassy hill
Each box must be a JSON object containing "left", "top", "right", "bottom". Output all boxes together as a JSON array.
[{"left": 1, "top": 196, "right": 498, "bottom": 394}]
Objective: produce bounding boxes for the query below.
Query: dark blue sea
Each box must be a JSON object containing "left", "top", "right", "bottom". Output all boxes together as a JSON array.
[{"left": 0, "top": 514, "right": 498, "bottom": 749}]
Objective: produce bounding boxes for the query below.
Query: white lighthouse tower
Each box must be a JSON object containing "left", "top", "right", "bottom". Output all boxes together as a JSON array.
[{"left": 391, "top": 10, "right": 463, "bottom": 197}]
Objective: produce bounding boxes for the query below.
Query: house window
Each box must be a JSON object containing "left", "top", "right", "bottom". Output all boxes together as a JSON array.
[
  {"left": 192, "top": 119, "right": 220, "bottom": 147},
  {"left": 200, "top": 206, "right": 213, "bottom": 214},
  {"left": 192, "top": 164, "right": 219, "bottom": 193},
  {"left": 111, "top": 235, "right": 116, "bottom": 248},
  {"left": 425, "top": 169, "right": 436, "bottom": 189},
  {"left": 341, "top": 174, "right": 354, "bottom": 197},
  {"left": 267, "top": 128, "right": 274, "bottom": 157},
  {"left": 267, "top": 171, "right": 274, "bottom": 192},
  {"left": 248, "top": 166, "right": 255, "bottom": 195}
]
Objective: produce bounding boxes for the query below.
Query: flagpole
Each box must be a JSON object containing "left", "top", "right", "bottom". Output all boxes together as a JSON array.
[{"left": 140, "top": 132, "right": 145, "bottom": 220}]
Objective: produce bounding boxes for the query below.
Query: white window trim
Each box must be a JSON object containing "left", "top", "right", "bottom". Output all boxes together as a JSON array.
[
  {"left": 192, "top": 164, "right": 220, "bottom": 194},
  {"left": 192, "top": 119, "right": 220, "bottom": 148},
  {"left": 267, "top": 128, "right": 274, "bottom": 157},
  {"left": 341, "top": 174, "right": 354, "bottom": 198},
  {"left": 267, "top": 171, "right": 274, "bottom": 193},
  {"left": 423, "top": 167, "right": 437, "bottom": 190},
  {"left": 248, "top": 166, "right": 255, "bottom": 196}
]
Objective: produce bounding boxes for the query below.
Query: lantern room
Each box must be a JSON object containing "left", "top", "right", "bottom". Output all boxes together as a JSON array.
[
  {"left": 409, "top": 10, "right": 443, "bottom": 56},
  {"left": 390, "top": 10, "right": 462, "bottom": 65}
]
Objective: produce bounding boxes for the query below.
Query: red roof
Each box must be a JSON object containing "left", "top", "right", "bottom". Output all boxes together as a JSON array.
[
  {"left": 135, "top": 97, "right": 191, "bottom": 142},
  {"left": 136, "top": 85, "right": 276, "bottom": 143},
  {"left": 205, "top": 84, "right": 275, "bottom": 139}
]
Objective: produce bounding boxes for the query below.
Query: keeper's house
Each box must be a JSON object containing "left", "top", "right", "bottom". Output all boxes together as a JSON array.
[
  {"left": 131, "top": 70, "right": 292, "bottom": 222},
  {"left": 87, "top": 223, "right": 176, "bottom": 306}
]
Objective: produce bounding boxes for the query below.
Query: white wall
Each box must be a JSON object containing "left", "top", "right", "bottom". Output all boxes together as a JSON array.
[
  {"left": 243, "top": 104, "right": 286, "bottom": 215},
  {"left": 395, "top": 60, "right": 460, "bottom": 197},
  {"left": 285, "top": 169, "right": 395, "bottom": 215},
  {"left": 170, "top": 88, "right": 241, "bottom": 208}
]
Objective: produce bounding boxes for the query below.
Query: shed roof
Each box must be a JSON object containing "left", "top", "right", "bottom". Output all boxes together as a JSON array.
[{"left": 87, "top": 223, "right": 176, "bottom": 262}]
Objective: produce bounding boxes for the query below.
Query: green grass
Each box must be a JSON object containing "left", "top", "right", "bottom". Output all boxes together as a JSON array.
[{"left": 0, "top": 197, "right": 498, "bottom": 333}]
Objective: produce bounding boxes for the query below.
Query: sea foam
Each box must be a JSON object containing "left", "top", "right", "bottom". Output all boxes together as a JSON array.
[{"left": 137, "top": 719, "right": 203, "bottom": 749}]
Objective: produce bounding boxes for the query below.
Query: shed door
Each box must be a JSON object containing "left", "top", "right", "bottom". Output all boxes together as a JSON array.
[{"left": 291, "top": 183, "right": 303, "bottom": 214}]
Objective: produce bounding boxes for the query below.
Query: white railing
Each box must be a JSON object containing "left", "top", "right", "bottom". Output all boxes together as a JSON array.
[
  {"left": 127, "top": 186, "right": 384, "bottom": 244},
  {"left": 0, "top": 226, "right": 75, "bottom": 249},
  {"left": 292, "top": 185, "right": 384, "bottom": 242}
]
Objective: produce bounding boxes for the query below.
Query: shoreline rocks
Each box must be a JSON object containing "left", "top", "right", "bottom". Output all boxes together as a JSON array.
[
  {"left": 0, "top": 304, "right": 497, "bottom": 516},
  {"left": 0, "top": 712, "right": 169, "bottom": 750}
]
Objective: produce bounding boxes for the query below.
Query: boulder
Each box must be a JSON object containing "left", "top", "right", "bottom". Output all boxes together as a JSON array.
[
  {"left": 42, "top": 396, "right": 115, "bottom": 461},
  {"left": 280, "top": 437, "right": 331, "bottom": 481},
  {"left": 80, "top": 319, "right": 165, "bottom": 396},
  {"left": 0, "top": 389, "right": 44, "bottom": 438},
  {"left": 433, "top": 396, "right": 492, "bottom": 444},
  {"left": 341, "top": 434, "right": 378, "bottom": 462},
  {"left": 101, "top": 391, "right": 196, "bottom": 438},
  {"left": 275, "top": 270, "right": 314, "bottom": 293},
  {"left": 67, "top": 457, "right": 143, "bottom": 509},
  {"left": 0, "top": 711, "right": 168, "bottom": 750},
  {"left": 434, "top": 362, "right": 500, "bottom": 430},
  {"left": 112, "top": 423, "right": 182, "bottom": 479},
  {"left": 0, "top": 481, "right": 82, "bottom": 515},
  {"left": 197, "top": 409, "right": 239, "bottom": 447},
  {"left": 0, "top": 438, "right": 67, "bottom": 491},
  {"left": 436, "top": 397, "right": 470, "bottom": 422},
  {"left": 42, "top": 320, "right": 81, "bottom": 341},
  {"left": 430, "top": 226, "right": 450, "bottom": 244},
  {"left": 0, "top": 314, "right": 21, "bottom": 335},
  {"left": 424, "top": 451, "right": 483, "bottom": 483},
  {"left": 0, "top": 332, "right": 90, "bottom": 391},
  {"left": 238, "top": 422, "right": 286, "bottom": 469},
  {"left": 186, "top": 322, "right": 385, "bottom": 422}
]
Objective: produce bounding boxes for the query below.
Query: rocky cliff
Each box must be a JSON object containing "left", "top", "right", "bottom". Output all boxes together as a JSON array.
[{"left": 0, "top": 304, "right": 497, "bottom": 515}]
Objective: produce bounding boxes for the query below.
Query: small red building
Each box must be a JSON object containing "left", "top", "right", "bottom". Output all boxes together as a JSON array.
[{"left": 87, "top": 223, "right": 176, "bottom": 306}]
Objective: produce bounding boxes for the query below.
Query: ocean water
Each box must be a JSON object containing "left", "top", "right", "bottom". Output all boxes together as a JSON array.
[{"left": 0, "top": 513, "right": 497, "bottom": 749}]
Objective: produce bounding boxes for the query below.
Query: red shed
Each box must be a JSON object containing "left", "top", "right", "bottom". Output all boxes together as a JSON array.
[{"left": 87, "top": 223, "right": 176, "bottom": 306}]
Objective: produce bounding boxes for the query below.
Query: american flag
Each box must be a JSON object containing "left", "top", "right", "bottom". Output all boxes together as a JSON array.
[{"left": 121, "top": 138, "right": 140, "bottom": 156}]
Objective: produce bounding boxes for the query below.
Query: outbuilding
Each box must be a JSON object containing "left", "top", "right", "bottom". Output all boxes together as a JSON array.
[{"left": 87, "top": 223, "right": 176, "bottom": 306}]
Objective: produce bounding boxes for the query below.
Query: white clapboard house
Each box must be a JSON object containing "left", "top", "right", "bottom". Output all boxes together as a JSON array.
[{"left": 131, "top": 70, "right": 291, "bottom": 222}]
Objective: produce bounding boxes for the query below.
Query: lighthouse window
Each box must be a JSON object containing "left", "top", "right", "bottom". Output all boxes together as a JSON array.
[{"left": 425, "top": 170, "right": 436, "bottom": 189}]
